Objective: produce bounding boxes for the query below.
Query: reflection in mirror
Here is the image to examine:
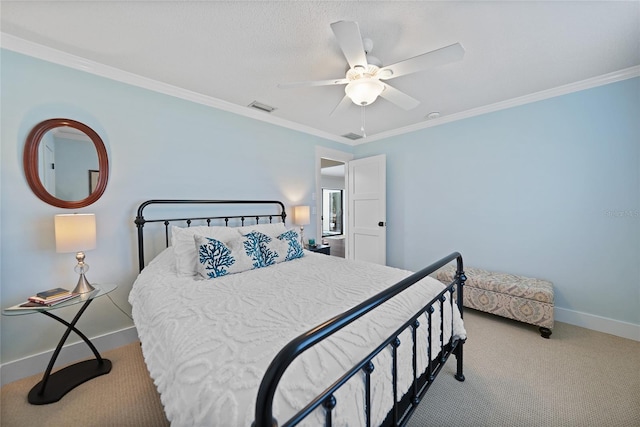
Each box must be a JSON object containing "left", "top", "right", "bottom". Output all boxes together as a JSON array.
[
  {"left": 38, "top": 126, "right": 99, "bottom": 201},
  {"left": 322, "top": 188, "right": 344, "bottom": 236},
  {"left": 24, "top": 118, "right": 109, "bottom": 209}
]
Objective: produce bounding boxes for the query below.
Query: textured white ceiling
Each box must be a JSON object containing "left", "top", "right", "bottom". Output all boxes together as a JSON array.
[{"left": 2, "top": 1, "right": 639, "bottom": 144}]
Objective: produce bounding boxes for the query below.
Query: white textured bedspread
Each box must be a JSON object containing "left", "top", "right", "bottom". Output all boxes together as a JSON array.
[{"left": 129, "top": 249, "right": 465, "bottom": 426}]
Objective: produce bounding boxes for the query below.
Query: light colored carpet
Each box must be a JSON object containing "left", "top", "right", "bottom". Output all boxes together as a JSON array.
[
  {"left": 1, "top": 310, "right": 639, "bottom": 426},
  {"left": 0, "top": 340, "right": 169, "bottom": 427},
  {"left": 408, "top": 310, "right": 640, "bottom": 427}
]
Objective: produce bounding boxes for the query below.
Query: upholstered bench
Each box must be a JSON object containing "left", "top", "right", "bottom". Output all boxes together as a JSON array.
[{"left": 436, "top": 265, "right": 554, "bottom": 338}]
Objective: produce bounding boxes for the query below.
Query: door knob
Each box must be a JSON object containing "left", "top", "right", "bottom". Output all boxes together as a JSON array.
[{"left": 378, "top": 221, "right": 385, "bottom": 227}]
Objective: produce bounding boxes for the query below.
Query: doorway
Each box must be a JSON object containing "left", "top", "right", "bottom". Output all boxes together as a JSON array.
[
  {"left": 316, "top": 146, "right": 353, "bottom": 259},
  {"left": 321, "top": 160, "right": 346, "bottom": 257},
  {"left": 315, "top": 148, "right": 387, "bottom": 264}
]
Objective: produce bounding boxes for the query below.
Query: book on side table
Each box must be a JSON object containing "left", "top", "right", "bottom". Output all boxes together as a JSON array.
[
  {"left": 5, "top": 288, "right": 80, "bottom": 310},
  {"left": 35, "top": 287, "right": 71, "bottom": 299}
]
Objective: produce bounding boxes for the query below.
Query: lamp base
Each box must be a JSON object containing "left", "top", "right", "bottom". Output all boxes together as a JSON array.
[
  {"left": 72, "top": 252, "right": 95, "bottom": 294},
  {"left": 72, "top": 273, "right": 95, "bottom": 294}
]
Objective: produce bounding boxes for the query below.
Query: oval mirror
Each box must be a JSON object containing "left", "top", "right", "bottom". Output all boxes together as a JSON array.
[{"left": 23, "top": 118, "right": 109, "bottom": 209}]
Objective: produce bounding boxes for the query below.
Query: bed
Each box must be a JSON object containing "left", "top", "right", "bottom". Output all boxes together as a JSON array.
[{"left": 130, "top": 199, "right": 467, "bottom": 426}]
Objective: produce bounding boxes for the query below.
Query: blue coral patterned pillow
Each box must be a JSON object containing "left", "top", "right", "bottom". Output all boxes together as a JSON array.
[
  {"left": 241, "top": 231, "right": 283, "bottom": 267},
  {"left": 197, "top": 230, "right": 305, "bottom": 279},
  {"left": 194, "top": 235, "right": 255, "bottom": 279},
  {"left": 244, "top": 229, "right": 305, "bottom": 266},
  {"left": 277, "top": 229, "right": 304, "bottom": 261}
]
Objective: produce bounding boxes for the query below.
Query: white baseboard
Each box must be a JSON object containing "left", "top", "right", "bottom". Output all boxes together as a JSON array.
[
  {"left": 0, "top": 326, "right": 138, "bottom": 387},
  {"left": 555, "top": 307, "right": 640, "bottom": 342}
]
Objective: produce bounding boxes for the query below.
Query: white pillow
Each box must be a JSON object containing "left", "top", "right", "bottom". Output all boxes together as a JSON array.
[
  {"left": 194, "top": 235, "right": 256, "bottom": 278},
  {"left": 171, "top": 225, "right": 241, "bottom": 276},
  {"left": 237, "top": 222, "right": 287, "bottom": 237}
]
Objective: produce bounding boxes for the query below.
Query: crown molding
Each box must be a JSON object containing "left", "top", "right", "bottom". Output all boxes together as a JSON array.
[
  {"left": 359, "top": 65, "right": 640, "bottom": 144},
  {"left": 3, "top": 33, "right": 636, "bottom": 147},
  {"left": 0, "top": 33, "right": 349, "bottom": 146}
]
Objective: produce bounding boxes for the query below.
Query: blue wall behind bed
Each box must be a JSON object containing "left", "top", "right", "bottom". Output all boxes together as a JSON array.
[
  {"left": 0, "top": 49, "right": 351, "bottom": 372},
  {"left": 354, "top": 77, "right": 640, "bottom": 334}
]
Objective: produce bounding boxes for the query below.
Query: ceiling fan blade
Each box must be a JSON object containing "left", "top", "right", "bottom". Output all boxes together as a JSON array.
[
  {"left": 278, "top": 78, "right": 349, "bottom": 89},
  {"left": 379, "top": 84, "right": 420, "bottom": 110},
  {"left": 379, "top": 43, "right": 465, "bottom": 80},
  {"left": 330, "top": 21, "right": 368, "bottom": 69},
  {"left": 330, "top": 95, "right": 353, "bottom": 116}
]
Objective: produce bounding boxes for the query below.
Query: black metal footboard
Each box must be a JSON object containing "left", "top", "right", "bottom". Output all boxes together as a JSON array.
[{"left": 254, "top": 252, "right": 466, "bottom": 427}]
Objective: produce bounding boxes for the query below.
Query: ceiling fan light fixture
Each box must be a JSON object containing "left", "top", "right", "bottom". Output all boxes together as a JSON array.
[{"left": 345, "top": 78, "right": 385, "bottom": 106}]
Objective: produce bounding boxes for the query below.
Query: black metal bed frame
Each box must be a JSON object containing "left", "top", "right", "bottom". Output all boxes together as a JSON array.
[
  {"left": 134, "top": 199, "right": 466, "bottom": 427},
  {"left": 135, "top": 199, "right": 287, "bottom": 272}
]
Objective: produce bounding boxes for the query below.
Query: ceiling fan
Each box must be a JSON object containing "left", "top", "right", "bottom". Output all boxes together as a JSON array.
[{"left": 279, "top": 20, "right": 465, "bottom": 115}]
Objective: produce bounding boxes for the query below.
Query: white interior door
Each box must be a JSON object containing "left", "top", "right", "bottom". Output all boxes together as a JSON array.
[{"left": 347, "top": 154, "right": 386, "bottom": 265}]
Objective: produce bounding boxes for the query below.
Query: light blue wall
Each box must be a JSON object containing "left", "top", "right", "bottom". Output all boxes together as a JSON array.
[
  {"left": 0, "top": 49, "right": 350, "bottom": 365},
  {"left": 355, "top": 78, "right": 640, "bottom": 325},
  {"left": 2, "top": 47, "right": 637, "bottom": 369}
]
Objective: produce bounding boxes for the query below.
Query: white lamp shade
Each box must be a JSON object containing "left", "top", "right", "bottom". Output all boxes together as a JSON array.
[
  {"left": 54, "top": 213, "right": 97, "bottom": 253},
  {"left": 345, "top": 78, "right": 385, "bottom": 106},
  {"left": 294, "top": 205, "right": 310, "bottom": 226}
]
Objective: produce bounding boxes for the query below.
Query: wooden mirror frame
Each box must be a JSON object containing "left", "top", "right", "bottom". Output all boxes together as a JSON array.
[{"left": 23, "top": 118, "right": 109, "bottom": 209}]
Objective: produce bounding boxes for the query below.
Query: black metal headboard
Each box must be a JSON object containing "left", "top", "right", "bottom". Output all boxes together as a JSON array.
[{"left": 134, "top": 199, "right": 287, "bottom": 272}]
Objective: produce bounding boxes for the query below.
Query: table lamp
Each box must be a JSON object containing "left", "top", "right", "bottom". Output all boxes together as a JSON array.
[
  {"left": 293, "top": 205, "right": 310, "bottom": 246},
  {"left": 54, "top": 213, "right": 97, "bottom": 294}
]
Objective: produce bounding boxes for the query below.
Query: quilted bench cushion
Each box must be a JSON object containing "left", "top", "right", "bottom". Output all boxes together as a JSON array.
[
  {"left": 436, "top": 265, "right": 554, "bottom": 330},
  {"left": 436, "top": 265, "right": 554, "bottom": 304}
]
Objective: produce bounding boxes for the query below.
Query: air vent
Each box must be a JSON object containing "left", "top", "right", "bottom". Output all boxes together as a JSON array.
[
  {"left": 248, "top": 101, "right": 276, "bottom": 113},
  {"left": 342, "top": 132, "right": 363, "bottom": 140}
]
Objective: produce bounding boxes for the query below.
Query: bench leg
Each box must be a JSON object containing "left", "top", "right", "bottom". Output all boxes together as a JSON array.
[{"left": 539, "top": 327, "right": 552, "bottom": 339}]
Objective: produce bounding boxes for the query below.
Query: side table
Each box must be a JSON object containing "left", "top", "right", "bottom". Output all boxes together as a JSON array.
[
  {"left": 2, "top": 283, "right": 117, "bottom": 404},
  {"left": 307, "top": 244, "right": 331, "bottom": 255}
]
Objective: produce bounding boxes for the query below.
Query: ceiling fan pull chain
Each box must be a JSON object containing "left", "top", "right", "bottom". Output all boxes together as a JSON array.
[{"left": 361, "top": 105, "right": 367, "bottom": 138}]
